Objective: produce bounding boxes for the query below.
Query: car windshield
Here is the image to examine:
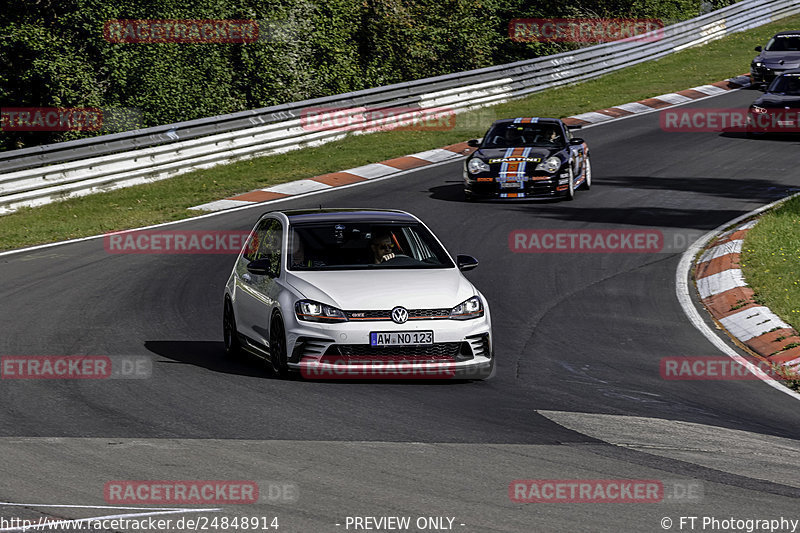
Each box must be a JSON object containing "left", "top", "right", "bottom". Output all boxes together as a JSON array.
[
  {"left": 481, "top": 123, "right": 565, "bottom": 148},
  {"left": 765, "top": 35, "right": 800, "bottom": 51},
  {"left": 768, "top": 74, "right": 800, "bottom": 95},
  {"left": 287, "top": 222, "right": 454, "bottom": 270}
]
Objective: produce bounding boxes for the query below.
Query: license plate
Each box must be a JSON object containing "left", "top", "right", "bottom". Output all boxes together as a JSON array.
[
  {"left": 500, "top": 181, "right": 521, "bottom": 188},
  {"left": 370, "top": 331, "right": 433, "bottom": 346}
]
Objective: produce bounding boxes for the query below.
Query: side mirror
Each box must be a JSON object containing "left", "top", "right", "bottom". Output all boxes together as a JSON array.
[
  {"left": 569, "top": 138, "right": 585, "bottom": 145},
  {"left": 467, "top": 139, "right": 481, "bottom": 148},
  {"left": 755, "top": 45, "right": 762, "bottom": 52},
  {"left": 246, "top": 256, "right": 278, "bottom": 277},
  {"left": 456, "top": 255, "right": 479, "bottom": 272}
]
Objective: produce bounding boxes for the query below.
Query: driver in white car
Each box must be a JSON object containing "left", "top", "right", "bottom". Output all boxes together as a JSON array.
[{"left": 369, "top": 232, "right": 396, "bottom": 263}]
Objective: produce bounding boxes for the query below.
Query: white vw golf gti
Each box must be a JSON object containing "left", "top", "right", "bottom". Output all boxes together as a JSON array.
[{"left": 223, "top": 209, "right": 494, "bottom": 379}]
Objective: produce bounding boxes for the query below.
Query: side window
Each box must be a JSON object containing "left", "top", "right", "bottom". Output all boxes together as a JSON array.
[{"left": 239, "top": 219, "right": 283, "bottom": 277}]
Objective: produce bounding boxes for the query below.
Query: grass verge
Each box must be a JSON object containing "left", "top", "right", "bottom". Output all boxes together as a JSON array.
[
  {"left": 741, "top": 195, "right": 800, "bottom": 334},
  {"left": 3, "top": 13, "right": 800, "bottom": 251}
]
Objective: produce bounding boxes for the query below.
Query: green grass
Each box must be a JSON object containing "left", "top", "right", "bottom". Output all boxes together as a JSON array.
[
  {"left": 741, "top": 195, "right": 800, "bottom": 334},
  {"left": 3, "top": 13, "right": 800, "bottom": 251}
]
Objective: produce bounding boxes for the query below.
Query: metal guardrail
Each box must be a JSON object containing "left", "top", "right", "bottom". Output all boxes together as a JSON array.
[{"left": 0, "top": 0, "right": 797, "bottom": 214}]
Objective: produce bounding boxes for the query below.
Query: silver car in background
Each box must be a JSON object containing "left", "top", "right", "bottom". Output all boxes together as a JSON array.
[{"left": 223, "top": 209, "right": 494, "bottom": 380}]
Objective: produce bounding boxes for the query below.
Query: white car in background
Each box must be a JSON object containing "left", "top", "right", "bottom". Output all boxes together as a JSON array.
[{"left": 223, "top": 208, "right": 494, "bottom": 380}]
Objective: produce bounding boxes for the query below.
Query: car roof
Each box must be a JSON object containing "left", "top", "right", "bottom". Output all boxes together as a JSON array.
[
  {"left": 263, "top": 208, "right": 418, "bottom": 224},
  {"left": 772, "top": 31, "right": 800, "bottom": 37},
  {"left": 490, "top": 117, "right": 562, "bottom": 126}
]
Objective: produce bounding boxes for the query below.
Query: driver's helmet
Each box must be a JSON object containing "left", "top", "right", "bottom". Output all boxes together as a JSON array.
[{"left": 504, "top": 126, "right": 524, "bottom": 144}]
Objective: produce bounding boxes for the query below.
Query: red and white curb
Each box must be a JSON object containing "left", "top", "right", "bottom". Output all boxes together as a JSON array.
[
  {"left": 560, "top": 74, "right": 751, "bottom": 127},
  {"left": 189, "top": 75, "right": 753, "bottom": 212},
  {"left": 694, "top": 219, "right": 800, "bottom": 372},
  {"left": 190, "top": 145, "right": 473, "bottom": 212}
]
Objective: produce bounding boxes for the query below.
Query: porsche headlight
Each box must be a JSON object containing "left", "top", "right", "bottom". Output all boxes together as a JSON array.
[
  {"left": 753, "top": 61, "right": 763, "bottom": 67},
  {"left": 295, "top": 300, "right": 348, "bottom": 323},
  {"left": 467, "top": 158, "right": 490, "bottom": 174},
  {"left": 535, "top": 156, "right": 561, "bottom": 173},
  {"left": 449, "top": 296, "right": 484, "bottom": 320}
]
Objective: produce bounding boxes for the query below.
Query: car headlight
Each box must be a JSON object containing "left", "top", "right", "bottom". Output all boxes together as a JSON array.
[
  {"left": 535, "top": 156, "right": 561, "bottom": 173},
  {"left": 750, "top": 105, "right": 767, "bottom": 114},
  {"left": 295, "top": 300, "right": 348, "bottom": 323},
  {"left": 467, "top": 158, "right": 490, "bottom": 174},
  {"left": 449, "top": 296, "right": 484, "bottom": 320},
  {"left": 754, "top": 62, "right": 763, "bottom": 67}
]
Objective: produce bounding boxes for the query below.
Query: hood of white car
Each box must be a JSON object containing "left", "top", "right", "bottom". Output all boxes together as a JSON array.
[{"left": 285, "top": 269, "right": 476, "bottom": 310}]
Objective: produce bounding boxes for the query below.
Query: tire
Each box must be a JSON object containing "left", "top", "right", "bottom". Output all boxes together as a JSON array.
[
  {"left": 583, "top": 158, "right": 592, "bottom": 190},
  {"left": 564, "top": 167, "right": 575, "bottom": 201},
  {"left": 464, "top": 190, "right": 475, "bottom": 202},
  {"left": 223, "top": 299, "right": 242, "bottom": 359},
  {"left": 269, "top": 315, "right": 290, "bottom": 378}
]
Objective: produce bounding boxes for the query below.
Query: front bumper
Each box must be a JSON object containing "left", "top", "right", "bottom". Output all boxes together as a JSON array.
[
  {"left": 284, "top": 313, "right": 494, "bottom": 380},
  {"left": 751, "top": 66, "right": 794, "bottom": 83},
  {"left": 296, "top": 357, "right": 494, "bottom": 380},
  {"left": 465, "top": 172, "right": 570, "bottom": 199},
  {"left": 747, "top": 110, "right": 800, "bottom": 133}
]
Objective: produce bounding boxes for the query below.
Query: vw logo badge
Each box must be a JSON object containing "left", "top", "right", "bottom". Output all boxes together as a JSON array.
[{"left": 391, "top": 306, "right": 409, "bottom": 324}]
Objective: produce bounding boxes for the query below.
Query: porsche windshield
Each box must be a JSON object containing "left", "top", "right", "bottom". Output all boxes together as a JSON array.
[
  {"left": 769, "top": 74, "right": 800, "bottom": 95},
  {"left": 765, "top": 35, "right": 800, "bottom": 51},
  {"left": 482, "top": 123, "right": 565, "bottom": 148},
  {"left": 287, "top": 222, "right": 454, "bottom": 270}
]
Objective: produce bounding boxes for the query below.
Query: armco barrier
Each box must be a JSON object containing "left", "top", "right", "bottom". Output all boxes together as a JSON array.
[{"left": 0, "top": 0, "right": 797, "bottom": 214}]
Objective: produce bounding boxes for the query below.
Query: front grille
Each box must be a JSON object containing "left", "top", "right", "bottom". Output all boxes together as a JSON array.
[
  {"left": 344, "top": 309, "right": 451, "bottom": 321},
  {"left": 326, "top": 343, "right": 461, "bottom": 358},
  {"left": 410, "top": 308, "right": 451, "bottom": 319}
]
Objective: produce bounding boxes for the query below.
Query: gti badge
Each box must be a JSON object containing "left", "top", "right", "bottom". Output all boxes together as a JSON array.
[{"left": 391, "top": 306, "right": 409, "bottom": 324}]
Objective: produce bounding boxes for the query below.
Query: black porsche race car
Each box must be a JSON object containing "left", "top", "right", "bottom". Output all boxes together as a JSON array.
[
  {"left": 747, "top": 69, "right": 800, "bottom": 135},
  {"left": 463, "top": 117, "right": 590, "bottom": 201},
  {"left": 751, "top": 31, "right": 800, "bottom": 85}
]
